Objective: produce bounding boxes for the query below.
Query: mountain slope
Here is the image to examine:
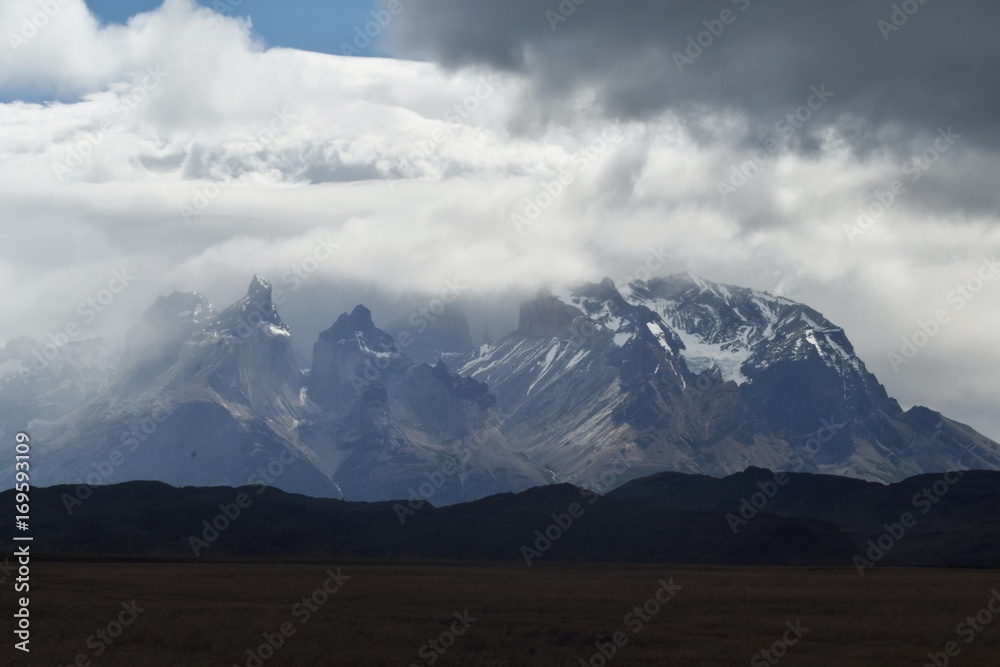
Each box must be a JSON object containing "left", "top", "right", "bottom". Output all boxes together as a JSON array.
[
  {"left": 12, "top": 465, "right": 1000, "bottom": 567},
  {"left": 2, "top": 478, "right": 859, "bottom": 566},
  {"left": 302, "top": 305, "right": 548, "bottom": 504},
  {"left": 0, "top": 336, "right": 120, "bottom": 444},
  {"left": 3, "top": 277, "right": 339, "bottom": 497},
  {"left": 5, "top": 272, "right": 998, "bottom": 500},
  {"left": 2, "top": 279, "right": 549, "bottom": 505},
  {"left": 458, "top": 274, "right": 1000, "bottom": 487},
  {"left": 607, "top": 466, "right": 1000, "bottom": 567},
  {"left": 625, "top": 274, "right": 1000, "bottom": 480}
]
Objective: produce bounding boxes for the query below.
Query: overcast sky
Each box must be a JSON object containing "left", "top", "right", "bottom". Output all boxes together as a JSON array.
[{"left": 0, "top": 0, "right": 998, "bottom": 440}]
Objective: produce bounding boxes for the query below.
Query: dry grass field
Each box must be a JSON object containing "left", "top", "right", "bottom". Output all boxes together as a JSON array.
[{"left": 3, "top": 560, "right": 1000, "bottom": 666}]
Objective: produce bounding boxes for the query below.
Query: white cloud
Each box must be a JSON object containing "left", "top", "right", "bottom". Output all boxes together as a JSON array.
[{"left": 0, "top": 0, "right": 997, "bottom": 440}]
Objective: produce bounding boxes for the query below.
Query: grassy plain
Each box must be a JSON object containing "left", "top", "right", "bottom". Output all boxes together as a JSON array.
[{"left": 3, "top": 561, "right": 999, "bottom": 666}]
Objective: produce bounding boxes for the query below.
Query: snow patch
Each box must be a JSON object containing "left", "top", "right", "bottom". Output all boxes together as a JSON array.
[
  {"left": 527, "top": 343, "right": 561, "bottom": 395},
  {"left": 645, "top": 321, "right": 677, "bottom": 356}
]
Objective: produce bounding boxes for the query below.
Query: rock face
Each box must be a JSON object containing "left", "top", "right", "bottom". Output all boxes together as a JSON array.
[
  {"left": 124, "top": 291, "right": 216, "bottom": 387},
  {"left": 2, "top": 280, "right": 545, "bottom": 505},
  {"left": 516, "top": 292, "right": 582, "bottom": 338},
  {"left": 458, "top": 273, "right": 1000, "bottom": 487},
  {"left": 623, "top": 274, "right": 1000, "bottom": 480},
  {"left": 386, "top": 306, "right": 475, "bottom": 365},
  {"left": 308, "top": 305, "right": 403, "bottom": 412},
  {"left": 4, "top": 271, "right": 999, "bottom": 502},
  {"left": 302, "top": 306, "right": 547, "bottom": 504},
  {"left": 9, "top": 276, "right": 339, "bottom": 498}
]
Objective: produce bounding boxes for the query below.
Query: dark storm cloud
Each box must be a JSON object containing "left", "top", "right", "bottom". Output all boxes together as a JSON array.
[{"left": 386, "top": 0, "right": 1000, "bottom": 151}]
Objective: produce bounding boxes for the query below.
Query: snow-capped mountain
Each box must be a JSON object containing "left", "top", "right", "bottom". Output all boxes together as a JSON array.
[
  {"left": 302, "top": 305, "right": 547, "bottom": 503},
  {"left": 3, "top": 278, "right": 544, "bottom": 504},
  {"left": 458, "top": 280, "right": 703, "bottom": 486},
  {"left": 624, "top": 274, "right": 900, "bottom": 439},
  {"left": 13, "top": 276, "right": 339, "bottom": 497},
  {"left": 5, "top": 272, "right": 998, "bottom": 498},
  {"left": 459, "top": 273, "right": 1000, "bottom": 485}
]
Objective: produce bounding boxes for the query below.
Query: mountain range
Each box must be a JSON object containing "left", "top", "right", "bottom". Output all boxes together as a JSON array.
[
  {"left": 6, "top": 466, "right": 1000, "bottom": 568},
  {"left": 2, "top": 272, "right": 999, "bottom": 502}
]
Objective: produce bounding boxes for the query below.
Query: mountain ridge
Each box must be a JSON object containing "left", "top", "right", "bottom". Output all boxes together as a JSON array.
[
  {"left": 3, "top": 271, "right": 998, "bottom": 501},
  {"left": 7, "top": 465, "right": 1000, "bottom": 568}
]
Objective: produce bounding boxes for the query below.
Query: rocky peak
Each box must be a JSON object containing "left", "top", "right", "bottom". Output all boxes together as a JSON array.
[
  {"left": 247, "top": 274, "right": 272, "bottom": 302},
  {"left": 387, "top": 307, "right": 474, "bottom": 365},
  {"left": 142, "top": 291, "right": 215, "bottom": 326},
  {"left": 517, "top": 291, "right": 582, "bottom": 338},
  {"left": 212, "top": 275, "right": 286, "bottom": 334},
  {"left": 318, "top": 305, "right": 396, "bottom": 352}
]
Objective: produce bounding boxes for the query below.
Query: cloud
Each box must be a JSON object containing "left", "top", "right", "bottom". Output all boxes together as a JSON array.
[
  {"left": 0, "top": 0, "right": 997, "bottom": 441},
  {"left": 386, "top": 0, "right": 1000, "bottom": 153}
]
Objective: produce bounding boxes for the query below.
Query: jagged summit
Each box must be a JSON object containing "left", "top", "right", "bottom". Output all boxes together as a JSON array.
[
  {"left": 141, "top": 291, "right": 215, "bottom": 326},
  {"left": 303, "top": 303, "right": 547, "bottom": 502},
  {"left": 626, "top": 274, "right": 858, "bottom": 384},
  {"left": 386, "top": 306, "right": 474, "bottom": 365},
  {"left": 318, "top": 305, "right": 396, "bottom": 352},
  {"left": 460, "top": 274, "right": 1000, "bottom": 486},
  {"left": 517, "top": 291, "right": 582, "bottom": 338},
  {"left": 247, "top": 274, "right": 272, "bottom": 301},
  {"left": 212, "top": 275, "right": 287, "bottom": 334},
  {"left": 6, "top": 273, "right": 1000, "bottom": 502},
  {"left": 628, "top": 272, "right": 799, "bottom": 310}
]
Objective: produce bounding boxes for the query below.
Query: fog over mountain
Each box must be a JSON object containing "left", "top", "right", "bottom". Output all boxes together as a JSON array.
[
  {"left": 4, "top": 3, "right": 1000, "bottom": 665},
  {"left": 1, "top": 0, "right": 998, "bottom": 443},
  {"left": 4, "top": 272, "right": 998, "bottom": 504}
]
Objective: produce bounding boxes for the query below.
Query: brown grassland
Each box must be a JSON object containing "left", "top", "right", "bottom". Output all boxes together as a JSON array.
[{"left": 3, "top": 560, "right": 1000, "bottom": 666}]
